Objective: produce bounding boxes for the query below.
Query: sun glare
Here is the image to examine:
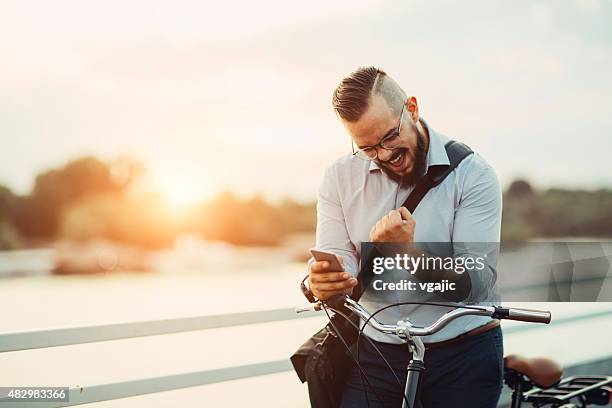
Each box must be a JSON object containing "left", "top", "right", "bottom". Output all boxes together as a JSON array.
[
  {"left": 166, "top": 183, "right": 199, "bottom": 207},
  {"left": 157, "top": 173, "right": 210, "bottom": 208}
]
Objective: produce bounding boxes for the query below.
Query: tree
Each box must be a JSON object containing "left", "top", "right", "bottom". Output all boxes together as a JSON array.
[{"left": 13, "top": 157, "right": 143, "bottom": 239}]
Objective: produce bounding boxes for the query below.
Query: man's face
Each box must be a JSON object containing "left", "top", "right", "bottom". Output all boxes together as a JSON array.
[{"left": 343, "top": 94, "right": 426, "bottom": 182}]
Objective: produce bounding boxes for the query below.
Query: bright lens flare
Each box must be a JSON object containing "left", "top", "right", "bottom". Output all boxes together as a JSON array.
[
  {"left": 158, "top": 174, "right": 208, "bottom": 208},
  {"left": 167, "top": 183, "right": 198, "bottom": 206}
]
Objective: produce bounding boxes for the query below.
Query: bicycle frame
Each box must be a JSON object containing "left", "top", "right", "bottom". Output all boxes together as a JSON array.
[
  {"left": 344, "top": 298, "right": 486, "bottom": 408},
  {"left": 297, "top": 296, "right": 552, "bottom": 408}
]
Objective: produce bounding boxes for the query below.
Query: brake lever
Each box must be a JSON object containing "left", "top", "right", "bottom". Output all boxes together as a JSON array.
[{"left": 295, "top": 302, "right": 322, "bottom": 314}]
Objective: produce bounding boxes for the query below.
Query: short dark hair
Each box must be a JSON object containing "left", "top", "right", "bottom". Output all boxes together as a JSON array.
[{"left": 332, "top": 66, "right": 386, "bottom": 122}]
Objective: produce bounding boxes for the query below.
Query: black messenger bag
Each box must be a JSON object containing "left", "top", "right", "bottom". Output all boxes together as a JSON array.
[{"left": 290, "top": 140, "right": 473, "bottom": 408}]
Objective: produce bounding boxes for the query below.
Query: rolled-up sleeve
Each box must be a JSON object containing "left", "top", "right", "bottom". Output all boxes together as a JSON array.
[
  {"left": 309, "top": 165, "right": 359, "bottom": 277},
  {"left": 452, "top": 163, "right": 503, "bottom": 303}
]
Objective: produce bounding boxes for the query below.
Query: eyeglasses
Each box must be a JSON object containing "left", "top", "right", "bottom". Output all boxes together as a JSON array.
[{"left": 352, "top": 103, "right": 406, "bottom": 161}]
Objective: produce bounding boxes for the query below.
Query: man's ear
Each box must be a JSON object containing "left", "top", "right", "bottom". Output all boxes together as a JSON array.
[{"left": 406, "top": 96, "right": 419, "bottom": 122}]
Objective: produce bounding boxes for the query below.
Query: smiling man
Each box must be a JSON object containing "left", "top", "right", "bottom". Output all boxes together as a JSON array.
[{"left": 307, "top": 67, "right": 503, "bottom": 407}]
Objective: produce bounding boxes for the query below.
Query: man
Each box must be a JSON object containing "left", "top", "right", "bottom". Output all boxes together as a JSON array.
[{"left": 307, "top": 67, "right": 503, "bottom": 407}]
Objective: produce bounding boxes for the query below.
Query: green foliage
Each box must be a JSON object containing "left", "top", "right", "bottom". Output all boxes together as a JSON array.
[
  {"left": 0, "top": 220, "right": 22, "bottom": 250},
  {"left": 537, "top": 188, "right": 612, "bottom": 237},
  {"left": 0, "top": 186, "right": 22, "bottom": 250},
  {"left": 502, "top": 180, "right": 612, "bottom": 241},
  {"left": 0, "top": 185, "right": 22, "bottom": 249}
]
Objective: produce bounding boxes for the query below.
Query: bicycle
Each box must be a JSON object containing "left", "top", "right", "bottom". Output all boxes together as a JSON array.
[
  {"left": 296, "top": 295, "right": 612, "bottom": 408},
  {"left": 503, "top": 355, "right": 611, "bottom": 408}
]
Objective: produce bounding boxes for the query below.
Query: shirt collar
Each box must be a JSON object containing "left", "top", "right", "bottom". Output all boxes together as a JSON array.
[{"left": 368, "top": 118, "right": 450, "bottom": 172}]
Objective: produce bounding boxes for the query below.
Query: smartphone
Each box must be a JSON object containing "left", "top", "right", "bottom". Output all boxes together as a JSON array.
[{"left": 309, "top": 248, "right": 345, "bottom": 271}]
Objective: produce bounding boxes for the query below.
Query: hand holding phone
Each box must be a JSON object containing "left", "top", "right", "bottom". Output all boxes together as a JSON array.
[
  {"left": 309, "top": 248, "right": 345, "bottom": 271},
  {"left": 308, "top": 249, "right": 357, "bottom": 301}
]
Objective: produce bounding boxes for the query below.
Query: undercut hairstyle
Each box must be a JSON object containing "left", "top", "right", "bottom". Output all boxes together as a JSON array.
[{"left": 332, "top": 66, "right": 407, "bottom": 122}]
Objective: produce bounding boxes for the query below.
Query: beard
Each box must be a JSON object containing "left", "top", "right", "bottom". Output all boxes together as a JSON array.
[{"left": 377, "top": 123, "right": 428, "bottom": 187}]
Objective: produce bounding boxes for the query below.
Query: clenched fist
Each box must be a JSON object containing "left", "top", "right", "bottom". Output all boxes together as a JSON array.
[{"left": 369, "top": 207, "right": 416, "bottom": 243}]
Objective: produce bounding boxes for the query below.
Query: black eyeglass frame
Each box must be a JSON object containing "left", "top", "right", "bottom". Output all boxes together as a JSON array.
[{"left": 351, "top": 102, "right": 406, "bottom": 161}]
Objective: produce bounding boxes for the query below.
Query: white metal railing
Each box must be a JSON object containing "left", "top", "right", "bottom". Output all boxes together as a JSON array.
[
  {"left": 1, "top": 307, "right": 612, "bottom": 407},
  {"left": 0, "top": 308, "right": 319, "bottom": 352}
]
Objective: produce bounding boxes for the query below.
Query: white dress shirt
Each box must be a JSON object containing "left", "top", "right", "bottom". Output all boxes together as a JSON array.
[{"left": 312, "top": 119, "right": 502, "bottom": 343}]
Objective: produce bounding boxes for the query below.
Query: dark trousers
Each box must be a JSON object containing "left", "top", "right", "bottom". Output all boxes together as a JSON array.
[{"left": 340, "top": 326, "right": 504, "bottom": 408}]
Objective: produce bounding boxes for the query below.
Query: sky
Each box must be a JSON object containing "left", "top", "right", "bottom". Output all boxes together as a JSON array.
[{"left": 1, "top": 0, "right": 611, "bottom": 203}]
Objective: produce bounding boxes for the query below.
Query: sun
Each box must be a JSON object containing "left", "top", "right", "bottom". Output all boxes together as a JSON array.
[
  {"left": 157, "top": 173, "right": 209, "bottom": 208},
  {"left": 166, "top": 182, "right": 199, "bottom": 206}
]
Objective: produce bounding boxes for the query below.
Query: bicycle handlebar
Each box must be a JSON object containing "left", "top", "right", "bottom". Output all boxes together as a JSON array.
[
  {"left": 295, "top": 295, "right": 551, "bottom": 340},
  {"left": 492, "top": 306, "right": 552, "bottom": 324}
]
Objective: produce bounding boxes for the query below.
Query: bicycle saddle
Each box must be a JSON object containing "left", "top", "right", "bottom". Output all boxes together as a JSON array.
[{"left": 504, "top": 354, "right": 563, "bottom": 388}]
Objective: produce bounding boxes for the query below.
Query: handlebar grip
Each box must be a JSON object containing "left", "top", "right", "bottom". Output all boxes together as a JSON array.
[{"left": 494, "top": 307, "right": 551, "bottom": 324}]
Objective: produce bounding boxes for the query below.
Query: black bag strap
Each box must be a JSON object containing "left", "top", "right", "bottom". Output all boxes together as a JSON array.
[{"left": 354, "top": 140, "right": 473, "bottom": 300}]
